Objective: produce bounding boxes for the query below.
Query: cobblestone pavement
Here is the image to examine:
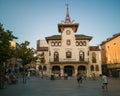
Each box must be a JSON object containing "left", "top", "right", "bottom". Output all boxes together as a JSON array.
[{"left": 0, "top": 76, "right": 120, "bottom": 96}]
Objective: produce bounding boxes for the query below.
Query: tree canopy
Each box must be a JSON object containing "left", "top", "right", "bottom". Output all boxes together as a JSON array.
[
  {"left": 16, "top": 41, "right": 37, "bottom": 66},
  {"left": 0, "top": 23, "right": 17, "bottom": 65}
]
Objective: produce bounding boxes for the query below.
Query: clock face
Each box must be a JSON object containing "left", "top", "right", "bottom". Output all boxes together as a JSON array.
[{"left": 66, "top": 30, "right": 71, "bottom": 35}]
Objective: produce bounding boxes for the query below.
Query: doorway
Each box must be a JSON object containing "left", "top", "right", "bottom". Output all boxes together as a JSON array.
[{"left": 64, "top": 66, "right": 74, "bottom": 76}]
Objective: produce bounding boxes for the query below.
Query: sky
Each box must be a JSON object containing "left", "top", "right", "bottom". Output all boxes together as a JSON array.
[{"left": 0, "top": 0, "right": 120, "bottom": 49}]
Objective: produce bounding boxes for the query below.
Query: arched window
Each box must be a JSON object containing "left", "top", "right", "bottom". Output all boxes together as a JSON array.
[
  {"left": 90, "top": 65, "right": 94, "bottom": 71},
  {"left": 96, "top": 65, "right": 99, "bottom": 71},
  {"left": 58, "top": 41, "right": 61, "bottom": 46},
  {"left": 54, "top": 51, "right": 59, "bottom": 62},
  {"left": 83, "top": 41, "right": 86, "bottom": 46},
  {"left": 79, "top": 51, "right": 84, "bottom": 61},
  {"left": 55, "top": 41, "right": 58, "bottom": 46},
  {"left": 39, "top": 66, "right": 42, "bottom": 71},
  {"left": 92, "top": 52, "right": 97, "bottom": 63},
  {"left": 76, "top": 41, "right": 79, "bottom": 46},
  {"left": 79, "top": 41, "right": 83, "bottom": 46},
  {"left": 43, "top": 66, "right": 47, "bottom": 71},
  {"left": 66, "top": 51, "right": 71, "bottom": 58},
  {"left": 51, "top": 41, "right": 54, "bottom": 46}
]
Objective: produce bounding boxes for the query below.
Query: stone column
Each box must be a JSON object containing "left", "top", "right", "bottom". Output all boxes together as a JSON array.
[
  {"left": 74, "top": 66, "right": 78, "bottom": 76},
  {"left": 60, "top": 66, "right": 64, "bottom": 76},
  {"left": 74, "top": 69, "right": 77, "bottom": 76},
  {"left": 86, "top": 65, "right": 90, "bottom": 77}
]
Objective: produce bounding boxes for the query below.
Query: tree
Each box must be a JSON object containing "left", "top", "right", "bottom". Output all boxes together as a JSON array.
[
  {"left": 39, "top": 52, "right": 46, "bottom": 64},
  {"left": 0, "top": 23, "right": 17, "bottom": 88},
  {"left": 16, "top": 41, "right": 37, "bottom": 83},
  {"left": 16, "top": 41, "right": 37, "bottom": 66}
]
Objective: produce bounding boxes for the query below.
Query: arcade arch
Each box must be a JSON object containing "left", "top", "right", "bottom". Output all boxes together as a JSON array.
[
  {"left": 64, "top": 66, "right": 74, "bottom": 76},
  {"left": 78, "top": 65, "right": 87, "bottom": 74},
  {"left": 52, "top": 65, "right": 60, "bottom": 73}
]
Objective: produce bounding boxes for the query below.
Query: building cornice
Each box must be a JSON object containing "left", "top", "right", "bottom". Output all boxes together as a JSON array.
[{"left": 101, "top": 32, "right": 120, "bottom": 45}]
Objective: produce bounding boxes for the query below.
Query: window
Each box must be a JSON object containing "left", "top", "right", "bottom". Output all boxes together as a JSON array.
[
  {"left": 76, "top": 41, "right": 79, "bottom": 46},
  {"left": 55, "top": 41, "right": 58, "bottom": 46},
  {"left": 79, "top": 41, "right": 83, "bottom": 46},
  {"left": 96, "top": 65, "right": 99, "bottom": 71},
  {"left": 54, "top": 51, "right": 59, "bottom": 62},
  {"left": 79, "top": 51, "right": 84, "bottom": 61},
  {"left": 58, "top": 41, "right": 61, "bottom": 46},
  {"left": 90, "top": 65, "right": 94, "bottom": 71},
  {"left": 66, "top": 40, "right": 71, "bottom": 46},
  {"left": 83, "top": 41, "right": 86, "bottom": 46},
  {"left": 92, "top": 52, "right": 97, "bottom": 63},
  {"left": 113, "top": 43, "right": 116, "bottom": 46},
  {"left": 51, "top": 41, "right": 54, "bottom": 46},
  {"left": 43, "top": 66, "right": 47, "bottom": 71},
  {"left": 51, "top": 41, "right": 61, "bottom": 47},
  {"left": 66, "top": 51, "right": 71, "bottom": 58}
]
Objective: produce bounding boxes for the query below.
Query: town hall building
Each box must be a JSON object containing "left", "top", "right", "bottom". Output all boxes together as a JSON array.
[{"left": 36, "top": 4, "right": 102, "bottom": 77}]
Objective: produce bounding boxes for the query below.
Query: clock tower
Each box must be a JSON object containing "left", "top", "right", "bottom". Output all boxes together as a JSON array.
[
  {"left": 38, "top": 3, "right": 101, "bottom": 77},
  {"left": 58, "top": 4, "right": 79, "bottom": 33},
  {"left": 58, "top": 3, "right": 79, "bottom": 59}
]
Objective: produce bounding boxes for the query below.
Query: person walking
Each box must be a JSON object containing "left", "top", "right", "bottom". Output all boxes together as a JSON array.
[
  {"left": 76, "top": 72, "right": 83, "bottom": 86},
  {"left": 102, "top": 74, "right": 108, "bottom": 92},
  {"left": 27, "top": 71, "right": 30, "bottom": 79}
]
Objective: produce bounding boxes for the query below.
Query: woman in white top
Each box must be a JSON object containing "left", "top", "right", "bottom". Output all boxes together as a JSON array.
[{"left": 102, "top": 74, "right": 108, "bottom": 91}]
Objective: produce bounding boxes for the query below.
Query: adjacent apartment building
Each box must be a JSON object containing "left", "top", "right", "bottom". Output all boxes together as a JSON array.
[
  {"left": 36, "top": 5, "right": 102, "bottom": 77},
  {"left": 101, "top": 33, "right": 120, "bottom": 77}
]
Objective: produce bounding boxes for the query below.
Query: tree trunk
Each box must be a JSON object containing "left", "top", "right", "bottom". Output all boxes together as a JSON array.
[
  {"left": 22, "top": 65, "right": 27, "bottom": 84},
  {"left": 0, "top": 65, "right": 4, "bottom": 89}
]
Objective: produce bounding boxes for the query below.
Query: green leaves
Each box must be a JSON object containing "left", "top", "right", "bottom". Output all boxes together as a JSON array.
[
  {"left": 0, "top": 23, "right": 17, "bottom": 65},
  {"left": 16, "top": 41, "right": 37, "bottom": 66}
]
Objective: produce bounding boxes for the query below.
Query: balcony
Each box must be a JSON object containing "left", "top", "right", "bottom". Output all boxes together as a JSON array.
[{"left": 49, "top": 58, "right": 89, "bottom": 64}]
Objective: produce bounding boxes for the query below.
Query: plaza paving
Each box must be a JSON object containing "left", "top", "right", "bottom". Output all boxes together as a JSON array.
[{"left": 0, "top": 76, "right": 120, "bottom": 96}]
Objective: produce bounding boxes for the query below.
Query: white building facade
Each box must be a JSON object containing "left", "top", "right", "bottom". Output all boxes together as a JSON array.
[{"left": 36, "top": 5, "right": 102, "bottom": 77}]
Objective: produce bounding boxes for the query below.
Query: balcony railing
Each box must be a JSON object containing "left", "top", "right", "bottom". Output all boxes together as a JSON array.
[{"left": 49, "top": 58, "right": 89, "bottom": 64}]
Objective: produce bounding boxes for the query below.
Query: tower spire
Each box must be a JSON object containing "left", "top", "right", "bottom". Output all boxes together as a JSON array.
[
  {"left": 65, "top": 3, "right": 71, "bottom": 23},
  {"left": 58, "top": 2, "right": 79, "bottom": 33}
]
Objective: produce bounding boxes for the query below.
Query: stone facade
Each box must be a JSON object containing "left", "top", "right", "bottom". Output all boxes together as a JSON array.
[{"left": 36, "top": 5, "right": 102, "bottom": 77}]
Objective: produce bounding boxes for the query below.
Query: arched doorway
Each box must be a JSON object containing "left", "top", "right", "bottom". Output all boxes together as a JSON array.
[
  {"left": 64, "top": 66, "right": 74, "bottom": 76},
  {"left": 52, "top": 66, "right": 60, "bottom": 74},
  {"left": 78, "top": 65, "right": 86, "bottom": 74}
]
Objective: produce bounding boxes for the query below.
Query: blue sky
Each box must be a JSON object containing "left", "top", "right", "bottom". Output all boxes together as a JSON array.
[{"left": 0, "top": 0, "right": 120, "bottom": 48}]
